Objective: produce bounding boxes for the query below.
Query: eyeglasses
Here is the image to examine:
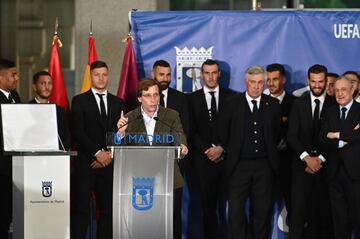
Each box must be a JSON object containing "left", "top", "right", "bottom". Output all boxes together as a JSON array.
[{"left": 142, "top": 93, "right": 160, "bottom": 99}]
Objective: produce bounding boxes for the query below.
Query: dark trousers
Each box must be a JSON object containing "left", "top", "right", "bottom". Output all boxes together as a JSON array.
[
  {"left": 289, "top": 167, "right": 333, "bottom": 239},
  {"left": 329, "top": 165, "right": 360, "bottom": 239},
  {"left": 278, "top": 150, "right": 292, "bottom": 216},
  {"left": 73, "top": 160, "right": 113, "bottom": 239},
  {"left": 196, "top": 161, "right": 227, "bottom": 239},
  {"left": 0, "top": 174, "right": 12, "bottom": 239},
  {"left": 228, "top": 159, "right": 274, "bottom": 239},
  {"left": 174, "top": 187, "right": 183, "bottom": 239}
]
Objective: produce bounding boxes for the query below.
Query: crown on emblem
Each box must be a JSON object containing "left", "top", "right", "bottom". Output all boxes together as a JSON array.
[
  {"left": 132, "top": 177, "right": 155, "bottom": 187},
  {"left": 42, "top": 181, "right": 52, "bottom": 186},
  {"left": 174, "top": 47, "right": 213, "bottom": 57}
]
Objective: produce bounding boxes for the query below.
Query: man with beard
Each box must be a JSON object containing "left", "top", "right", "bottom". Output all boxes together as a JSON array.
[
  {"left": 342, "top": 71, "right": 360, "bottom": 102},
  {"left": 287, "top": 64, "right": 335, "bottom": 239},
  {"left": 188, "top": 59, "right": 235, "bottom": 239},
  {"left": 152, "top": 60, "right": 189, "bottom": 135},
  {"left": 29, "top": 70, "right": 70, "bottom": 150},
  {"left": 266, "top": 63, "right": 295, "bottom": 216},
  {"left": 326, "top": 73, "right": 339, "bottom": 97},
  {"left": 151, "top": 60, "right": 189, "bottom": 239}
]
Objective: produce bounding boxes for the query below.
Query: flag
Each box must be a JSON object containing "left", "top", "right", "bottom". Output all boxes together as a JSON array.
[
  {"left": 81, "top": 35, "right": 98, "bottom": 93},
  {"left": 49, "top": 35, "right": 69, "bottom": 112},
  {"left": 117, "top": 35, "right": 139, "bottom": 111}
]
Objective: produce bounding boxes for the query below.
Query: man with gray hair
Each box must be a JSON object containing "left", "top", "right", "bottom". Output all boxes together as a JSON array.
[
  {"left": 320, "top": 76, "right": 360, "bottom": 239},
  {"left": 218, "top": 65, "right": 281, "bottom": 239}
]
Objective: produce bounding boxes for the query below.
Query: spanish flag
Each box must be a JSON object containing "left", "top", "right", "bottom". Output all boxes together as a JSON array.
[{"left": 81, "top": 34, "right": 98, "bottom": 93}]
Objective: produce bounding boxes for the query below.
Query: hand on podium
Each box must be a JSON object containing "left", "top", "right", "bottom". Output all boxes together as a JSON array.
[{"left": 180, "top": 144, "right": 188, "bottom": 156}]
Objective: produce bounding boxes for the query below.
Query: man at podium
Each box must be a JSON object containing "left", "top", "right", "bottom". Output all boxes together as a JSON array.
[{"left": 117, "top": 78, "right": 188, "bottom": 239}]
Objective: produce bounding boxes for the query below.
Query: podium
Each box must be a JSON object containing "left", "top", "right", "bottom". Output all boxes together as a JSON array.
[
  {"left": 12, "top": 151, "right": 71, "bottom": 239},
  {"left": 112, "top": 146, "right": 180, "bottom": 239}
]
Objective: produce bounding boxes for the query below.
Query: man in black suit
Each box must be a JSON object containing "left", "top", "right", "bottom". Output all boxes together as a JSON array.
[
  {"left": 29, "top": 70, "right": 70, "bottom": 150},
  {"left": 72, "top": 60, "right": 124, "bottom": 239},
  {"left": 319, "top": 76, "right": 360, "bottom": 239},
  {"left": 219, "top": 65, "right": 281, "bottom": 239},
  {"left": 188, "top": 59, "right": 235, "bottom": 239},
  {"left": 266, "top": 63, "right": 295, "bottom": 216},
  {"left": 287, "top": 64, "right": 335, "bottom": 239},
  {"left": 0, "top": 59, "right": 21, "bottom": 238}
]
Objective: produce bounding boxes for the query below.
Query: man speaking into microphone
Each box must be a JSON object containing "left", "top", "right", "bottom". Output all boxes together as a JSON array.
[{"left": 117, "top": 78, "right": 188, "bottom": 239}]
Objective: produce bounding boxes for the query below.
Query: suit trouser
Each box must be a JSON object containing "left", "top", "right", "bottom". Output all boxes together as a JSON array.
[
  {"left": 228, "top": 159, "right": 274, "bottom": 239},
  {"left": 0, "top": 174, "right": 12, "bottom": 239},
  {"left": 195, "top": 160, "right": 227, "bottom": 239},
  {"left": 174, "top": 187, "right": 183, "bottom": 239},
  {"left": 329, "top": 165, "right": 360, "bottom": 239},
  {"left": 289, "top": 168, "right": 333, "bottom": 239},
  {"left": 73, "top": 160, "right": 113, "bottom": 239}
]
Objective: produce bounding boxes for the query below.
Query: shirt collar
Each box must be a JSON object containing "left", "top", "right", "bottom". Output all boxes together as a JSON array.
[
  {"left": 339, "top": 100, "right": 353, "bottom": 111},
  {"left": 245, "top": 91, "right": 262, "bottom": 105},
  {"left": 34, "top": 97, "right": 50, "bottom": 103},
  {"left": 203, "top": 85, "right": 219, "bottom": 94},
  {"left": 141, "top": 105, "right": 159, "bottom": 119},
  {"left": 161, "top": 88, "right": 168, "bottom": 98},
  {"left": 91, "top": 88, "right": 108, "bottom": 97},
  {"left": 270, "top": 90, "right": 285, "bottom": 104},
  {"left": 0, "top": 88, "right": 10, "bottom": 98},
  {"left": 310, "top": 92, "right": 325, "bottom": 105}
]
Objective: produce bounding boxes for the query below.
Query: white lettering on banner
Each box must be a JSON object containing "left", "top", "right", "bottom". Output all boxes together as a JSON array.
[
  {"left": 277, "top": 206, "right": 289, "bottom": 232},
  {"left": 334, "top": 24, "right": 360, "bottom": 39}
]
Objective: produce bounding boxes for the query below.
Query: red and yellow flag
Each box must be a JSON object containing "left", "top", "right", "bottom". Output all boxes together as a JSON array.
[{"left": 81, "top": 35, "right": 98, "bottom": 92}]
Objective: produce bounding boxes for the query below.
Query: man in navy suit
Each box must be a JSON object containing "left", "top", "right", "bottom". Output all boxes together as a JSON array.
[
  {"left": 320, "top": 76, "right": 360, "bottom": 239},
  {"left": 0, "top": 59, "right": 21, "bottom": 238},
  {"left": 72, "top": 60, "right": 124, "bottom": 239},
  {"left": 287, "top": 64, "right": 335, "bottom": 239}
]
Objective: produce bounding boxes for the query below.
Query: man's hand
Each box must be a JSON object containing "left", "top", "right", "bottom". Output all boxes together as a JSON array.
[
  {"left": 95, "top": 151, "right": 112, "bottom": 167},
  {"left": 90, "top": 160, "right": 103, "bottom": 169},
  {"left": 305, "top": 166, "right": 316, "bottom": 174},
  {"left": 354, "top": 123, "right": 360, "bottom": 130},
  {"left": 327, "top": 132, "right": 339, "bottom": 139},
  {"left": 117, "top": 111, "right": 128, "bottom": 136},
  {"left": 180, "top": 144, "right": 188, "bottom": 156},
  {"left": 304, "top": 156, "right": 322, "bottom": 172},
  {"left": 204, "top": 146, "right": 224, "bottom": 162}
]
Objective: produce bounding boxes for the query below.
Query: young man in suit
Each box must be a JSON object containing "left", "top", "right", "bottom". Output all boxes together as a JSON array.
[
  {"left": 266, "top": 63, "right": 295, "bottom": 216},
  {"left": 219, "top": 65, "right": 281, "bottom": 239},
  {"left": 287, "top": 64, "right": 335, "bottom": 239},
  {"left": 117, "top": 78, "right": 188, "bottom": 239},
  {"left": 29, "top": 70, "right": 70, "bottom": 150},
  {"left": 320, "top": 76, "right": 360, "bottom": 239},
  {"left": 0, "top": 59, "right": 21, "bottom": 238},
  {"left": 187, "top": 59, "right": 235, "bottom": 239},
  {"left": 72, "top": 60, "right": 124, "bottom": 239}
]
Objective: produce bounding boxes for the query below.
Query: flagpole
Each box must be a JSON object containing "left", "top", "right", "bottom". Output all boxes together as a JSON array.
[{"left": 53, "top": 17, "right": 63, "bottom": 47}]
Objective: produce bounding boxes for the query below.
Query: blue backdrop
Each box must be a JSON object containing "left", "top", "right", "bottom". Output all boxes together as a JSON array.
[{"left": 130, "top": 10, "right": 360, "bottom": 239}]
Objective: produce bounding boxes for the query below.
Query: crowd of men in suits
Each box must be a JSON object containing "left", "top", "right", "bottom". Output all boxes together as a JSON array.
[{"left": 0, "top": 57, "right": 359, "bottom": 239}]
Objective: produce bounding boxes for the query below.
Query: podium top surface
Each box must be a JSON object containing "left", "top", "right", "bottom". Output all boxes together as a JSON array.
[
  {"left": 6, "top": 150, "right": 77, "bottom": 156},
  {"left": 109, "top": 146, "right": 180, "bottom": 149}
]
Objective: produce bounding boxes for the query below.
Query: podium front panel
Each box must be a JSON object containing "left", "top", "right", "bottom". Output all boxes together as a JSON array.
[
  {"left": 12, "top": 155, "right": 70, "bottom": 239},
  {"left": 113, "top": 147, "right": 176, "bottom": 239}
]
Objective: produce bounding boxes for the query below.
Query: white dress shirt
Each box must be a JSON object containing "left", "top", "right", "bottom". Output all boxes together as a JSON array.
[
  {"left": 245, "top": 91, "right": 261, "bottom": 112},
  {"left": 91, "top": 88, "right": 108, "bottom": 115},
  {"left": 141, "top": 106, "right": 159, "bottom": 145},
  {"left": 203, "top": 85, "right": 220, "bottom": 111}
]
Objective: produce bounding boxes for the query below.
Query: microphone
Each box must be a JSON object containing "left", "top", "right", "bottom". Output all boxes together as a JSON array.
[{"left": 118, "top": 114, "right": 143, "bottom": 129}]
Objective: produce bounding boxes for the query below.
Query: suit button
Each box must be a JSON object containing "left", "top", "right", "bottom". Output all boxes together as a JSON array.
[
  {"left": 254, "top": 122, "right": 257, "bottom": 125},
  {"left": 255, "top": 149, "right": 258, "bottom": 153},
  {"left": 254, "top": 131, "right": 257, "bottom": 134},
  {"left": 254, "top": 140, "right": 257, "bottom": 143}
]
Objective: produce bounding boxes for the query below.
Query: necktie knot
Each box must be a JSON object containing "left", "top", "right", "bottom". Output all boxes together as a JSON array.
[
  {"left": 251, "top": 100, "right": 259, "bottom": 113},
  {"left": 341, "top": 107, "right": 347, "bottom": 121},
  {"left": 341, "top": 107, "right": 347, "bottom": 114},
  {"left": 96, "top": 93, "right": 104, "bottom": 98},
  {"left": 314, "top": 98, "right": 320, "bottom": 105},
  {"left": 209, "top": 91, "right": 215, "bottom": 96}
]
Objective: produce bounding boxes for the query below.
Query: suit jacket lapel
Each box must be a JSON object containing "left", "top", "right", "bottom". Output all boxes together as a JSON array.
[
  {"left": 305, "top": 95, "right": 314, "bottom": 132},
  {"left": 154, "top": 106, "right": 166, "bottom": 133},
  {"left": 260, "top": 95, "right": 270, "bottom": 139},
  {"left": 199, "top": 90, "right": 211, "bottom": 123}
]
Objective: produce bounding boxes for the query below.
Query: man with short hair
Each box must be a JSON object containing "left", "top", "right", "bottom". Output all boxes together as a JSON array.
[
  {"left": 219, "top": 65, "right": 281, "bottom": 239},
  {"left": 117, "top": 78, "right": 188, "bottom": 239},
  {"left": 320, "top": 76, "right": 360, "bottom": 239},
  {"left": 343, "top": 71, "right": 360, "bottom": 102},
  {"left": 29, "top": 70, "right": 70, "bottom": 150},
  {"left": 188, "top": 59, "right": 235, "bottom": 239},
  {"left": 266, "top": 63, "right": 295, "bottom": 215},
  {"left": 0, "top": 59, "right": 21, "bottom": 238},
  {"left": 287, "top": 64, "right": 335, "bottom": 239},
  {"left": 72, "top": 60, "right": 124, "bottom": 239},
  {"left": 326, "top": 72, "right": 339, "bottom": 97}
]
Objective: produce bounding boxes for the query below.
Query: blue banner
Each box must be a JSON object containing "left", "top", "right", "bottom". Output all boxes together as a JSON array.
[
  {"left": 131, "top": 10, "right": 360, "bottom": 93},
  {"left": 130, "top": 10, "right": 360, "bottom": 239}
]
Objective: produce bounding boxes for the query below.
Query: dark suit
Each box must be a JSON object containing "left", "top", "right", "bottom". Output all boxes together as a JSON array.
[
  {"left": 71, "top": 90, "right": 124, "bottom": 239},
  {"left": 29, "top": 99, "right": 70, "bottom": 150},
  {"left": 0, "top": 90, "right": 21, "bottom": 238},
  {"left": 124, "top": 105, "right": 186, "bottom": 239},
  {"left": 219, "top": 93, "right": 281, "bottom": 239},
  {"left": 187, "top": 87, "right": 235, "bottom": 239},
  {"left": 319, "top": 101, "right": 360, "bottom": 239},
  {"left": 287, "top": 94, "right": 335, "bottom": 239},
  {"left": 277, "top": 93, "right": 296, "bottom": 214}
]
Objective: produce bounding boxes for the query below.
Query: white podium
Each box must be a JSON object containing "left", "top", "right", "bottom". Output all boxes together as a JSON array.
[{"left": 12, "top": 152, "right": 71, "bottom": 239}]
